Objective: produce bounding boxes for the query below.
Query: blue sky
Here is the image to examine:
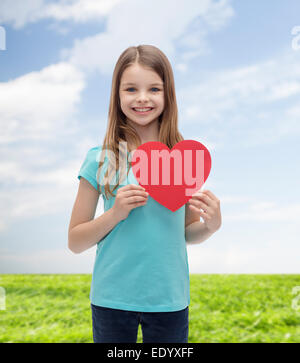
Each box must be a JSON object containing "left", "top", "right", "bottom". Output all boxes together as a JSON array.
[{"left": 0, "top": 0, "right": 300, "bottom": 273}]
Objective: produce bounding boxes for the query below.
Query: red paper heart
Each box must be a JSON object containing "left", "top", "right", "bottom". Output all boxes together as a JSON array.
[{"left": 131, "top": 140, "right": 211, "bottom": 212}]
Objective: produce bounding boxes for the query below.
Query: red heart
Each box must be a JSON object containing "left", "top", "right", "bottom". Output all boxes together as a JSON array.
[{"left": 131, "top": 140, "right": 211, "bottom": 212}]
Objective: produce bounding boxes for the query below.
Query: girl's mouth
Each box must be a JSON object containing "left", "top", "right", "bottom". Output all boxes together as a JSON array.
[{"left": 132, "top": 107, "right": 154, "bottom": 115}]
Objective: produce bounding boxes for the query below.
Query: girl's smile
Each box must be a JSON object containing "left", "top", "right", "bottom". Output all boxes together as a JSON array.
[{"left": 132, "top": 107, "right": 154, "bottom": 115}]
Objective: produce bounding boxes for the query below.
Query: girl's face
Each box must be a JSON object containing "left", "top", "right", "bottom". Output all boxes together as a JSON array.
[{"left": 119, "top": 63, "right": 165, "bottom": 127}]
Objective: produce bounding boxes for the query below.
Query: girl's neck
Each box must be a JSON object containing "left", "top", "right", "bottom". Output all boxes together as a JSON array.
[{"left": 126, "top": 118, "right": 160, "bottom": 149}]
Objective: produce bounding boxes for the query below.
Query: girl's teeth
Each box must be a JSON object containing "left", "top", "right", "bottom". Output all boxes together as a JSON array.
[{"left": 134, "top": 108, "right": 152, "bottom": 111}]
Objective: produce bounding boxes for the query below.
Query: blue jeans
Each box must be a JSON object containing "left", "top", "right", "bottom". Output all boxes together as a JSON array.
[{"left": 91, "top": 303, "right": 189, "bottom": 343}]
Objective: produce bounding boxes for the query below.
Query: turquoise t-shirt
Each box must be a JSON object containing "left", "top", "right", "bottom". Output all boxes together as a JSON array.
[{"left": 77, "top": 146, "right": 190, "bottom": 312}]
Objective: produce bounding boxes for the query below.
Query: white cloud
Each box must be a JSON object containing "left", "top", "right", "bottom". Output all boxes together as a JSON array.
[
  {"left": 177, "top": 50, "right": 300, "bottom": 147},
  {"left": 265, "top": 81, "right": 300, "bottom": 101},
  {"left": 0, "top": 0, "right": 126, "bottom": 29},
  {"left": 218, "top": 195, "right": 253, "bottom": 204},
  {"left": 0, "top": 62, "right": 85, "bottom": 143},
  {"left": 0, "top": 133, "right": 104, "bottom": 231},
  {"left": 60, "top": 0, "right": 234, "bottom": 74},
  {"left": 0, "top": 58, "right": 103, "bottom": 229},
  {"left": 43, "top": 0, "right": 125, "bottom": 23},
  {"left": 0, "top": 246, "right": 96, "bottom": 273},
  {"left": 187, "top": 238, "right": 299, "bottom": 273},
  {"left": 0, "top": 0, "right": 233, "bottom": 35},
  {"left": 174, "top": 63, "right": 188, "bottom": 73},
  {"left": 0, "top": 0, "right": 44, "bottom": 29},
  {"left": 226, "top": 201, "right": 300, "bottom": 222},
  {"left": 286, "top": 105, "right": 300, "bottom": 118},
  {"left": 188, "top": 245, "right": 299, "bottom": 274},
  {"left": 0, "top": 61, "right": 93, "bottom": 230},
  {"left": 179, "top": 54, "right": 300, "bottom": 124}
]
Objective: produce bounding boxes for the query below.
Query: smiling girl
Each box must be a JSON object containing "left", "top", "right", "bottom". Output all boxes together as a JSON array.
[{"left": 68, "top": 44, "right": 222, "bottom": 343}]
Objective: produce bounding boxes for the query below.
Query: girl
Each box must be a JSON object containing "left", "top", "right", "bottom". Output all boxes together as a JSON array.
[{"left": 68, "top": 45, "right": 222, "bottom": 343}]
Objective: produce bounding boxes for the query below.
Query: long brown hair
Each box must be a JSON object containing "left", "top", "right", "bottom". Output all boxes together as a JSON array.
[{"left": 97, "top": 44, "right": 184, "bottom": 199}]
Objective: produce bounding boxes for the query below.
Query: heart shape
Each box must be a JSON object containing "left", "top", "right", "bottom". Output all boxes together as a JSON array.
[{"left": 131, "top": 140, "right": 211, "bottom": 212}]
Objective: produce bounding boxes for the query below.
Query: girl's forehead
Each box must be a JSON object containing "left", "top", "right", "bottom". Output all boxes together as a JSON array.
[
  {"left": 121, "top": 64, "right": 162, "bottom": 84},
  {"left": 124, "top": 63, "right": 151, "bottom": 73}
]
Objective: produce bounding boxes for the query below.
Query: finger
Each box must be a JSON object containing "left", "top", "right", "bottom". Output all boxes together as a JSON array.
[
  {"left": 202, "top": 189, "right": 219, "bottom": 202},
  {"left": 189, "top": 204, "right": 209, "bottom": 219},
  {"left": 123, "top": 190, "right": 149, "bottom": 198},
  {"left": 119, "top": 184, "right": 145, "bottom": 193},
  {"left": 127, "top": 195, "right": 148, "bottom": 204},
  {"left": 134, "top": 201, "right": 148, "bottom": 208},
  {"left": 129, "top": 184, "right": 146, "bottom": 190},
  {"left": 192, "top": 192, "right": 212, "bottom": 206},
  {"left": 189, "top": 198, "right": 209, "bottom": 213}
]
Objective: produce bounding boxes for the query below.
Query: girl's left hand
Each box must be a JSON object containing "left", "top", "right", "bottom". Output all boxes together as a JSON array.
[{"left": 188, "top": 189, "right": 222, "bottom": 233}]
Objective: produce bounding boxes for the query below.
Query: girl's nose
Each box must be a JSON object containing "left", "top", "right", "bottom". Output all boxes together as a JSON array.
[{"left": 136, "top": 93, "right": 149, "bottom": 102}]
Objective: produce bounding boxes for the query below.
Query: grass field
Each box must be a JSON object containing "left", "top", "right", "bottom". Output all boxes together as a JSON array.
[{"left": 0, "top": 274, "right": 299, "bottom": 343}]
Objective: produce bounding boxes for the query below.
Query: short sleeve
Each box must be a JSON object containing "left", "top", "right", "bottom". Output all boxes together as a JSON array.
[{"left": 77, "top": 147, "right": 101, "bottom": 191}]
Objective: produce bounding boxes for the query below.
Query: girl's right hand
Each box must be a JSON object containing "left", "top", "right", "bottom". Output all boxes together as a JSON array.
[{"left": 112, "top": 184, "right": 149, "bottom": 222}]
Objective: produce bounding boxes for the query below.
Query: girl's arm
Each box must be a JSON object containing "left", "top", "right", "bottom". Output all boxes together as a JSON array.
[
  {"left": 68, "top": 177, "right": 121, "bottom": 254},
  {"left": 185, "top": 221, "right": 214, "bottom": 245}
]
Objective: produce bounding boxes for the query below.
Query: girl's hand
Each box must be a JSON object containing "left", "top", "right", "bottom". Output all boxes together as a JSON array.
[
  {"left": 188, "top": 189, "right": 222, "bottom": 233},
  {"left": 112, "top": 184, "right": 149, "bottom": 222}
]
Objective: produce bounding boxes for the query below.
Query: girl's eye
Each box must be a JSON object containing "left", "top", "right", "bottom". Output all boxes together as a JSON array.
[{"left": 126, "top": 87, "right": 160, "bottom": 92}]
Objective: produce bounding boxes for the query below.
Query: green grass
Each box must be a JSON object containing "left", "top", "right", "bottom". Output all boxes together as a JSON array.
[{"left": 0, "top": 274, "right": 299, "bottom": 343}]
